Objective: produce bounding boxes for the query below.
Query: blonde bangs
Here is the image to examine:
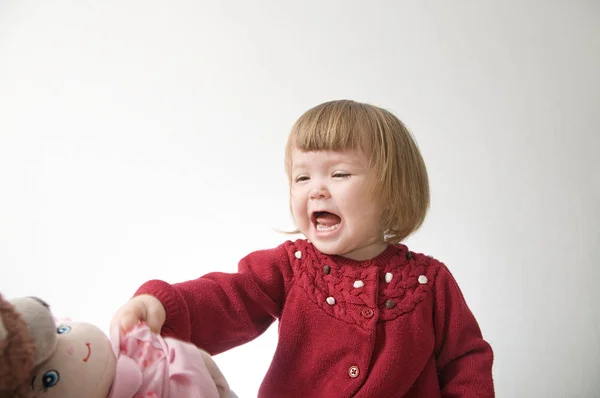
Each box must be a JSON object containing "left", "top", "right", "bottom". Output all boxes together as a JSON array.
[{"left": 285, "top": 100, "right": 381, "bottom": 177}]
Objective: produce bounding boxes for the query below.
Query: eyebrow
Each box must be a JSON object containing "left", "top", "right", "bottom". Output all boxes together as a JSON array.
[{"left": 291, "top": 161, "right": 310, "bottom": 170}]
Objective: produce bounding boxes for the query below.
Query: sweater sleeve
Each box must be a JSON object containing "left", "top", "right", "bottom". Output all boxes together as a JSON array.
[
  {"left": 433, "top": 263, "right": 495, "bottom": 397},
  {"left": 133, "top": 244, "right": 293, "bottom": 355}
]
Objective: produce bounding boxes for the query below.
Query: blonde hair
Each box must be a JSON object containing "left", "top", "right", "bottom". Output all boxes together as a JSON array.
[{"left": 284, "top": 99, "right": 430, "bottom": 243}]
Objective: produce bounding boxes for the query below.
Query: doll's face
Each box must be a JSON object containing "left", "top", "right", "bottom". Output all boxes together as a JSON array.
[{"left": 30, "top": 321, "right": 116, "bottom": 398}]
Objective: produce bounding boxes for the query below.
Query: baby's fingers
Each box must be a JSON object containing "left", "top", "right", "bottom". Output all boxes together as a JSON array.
[
  {"left": 111, "top": 301, "right": 146, "bottom": 336},
  {"left": 110, "top": 294, "right": 165, "bottom": 336},
  {"left": 119, "top": 310, "right": 143, "bottom": 333},
  {"left": 144, "top": 300, "right": 166, "bottom": 334}
]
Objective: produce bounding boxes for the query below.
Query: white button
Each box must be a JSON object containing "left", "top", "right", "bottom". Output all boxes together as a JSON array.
[
  {"left": 326, "top": 297, "right": 336, "bottom": 305},
  {"left": 348, "top": 365, "right": 360, "bottom": 378},
  {"left": 353, "top": 280, "right": 364, "bottom": 288},
  {"left": 385, "top": 272, "right": 393, "bottom": 283},
  {"left": 418, "top": 275, "right": 428, "bottom": 284},
  {"left": 295, "top": 250, "right": 302, "bottom": 259}
]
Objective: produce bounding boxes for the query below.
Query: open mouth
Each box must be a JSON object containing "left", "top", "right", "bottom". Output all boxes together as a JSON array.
[
  {"left": 83, "top": 343, "right": 91, "bottom": 362},
  {"left": 311, "top": 211, "right": 342, "bottom": 232}
]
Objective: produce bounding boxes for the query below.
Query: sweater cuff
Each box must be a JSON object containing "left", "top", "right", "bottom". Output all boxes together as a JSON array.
[{"left": 134, "top": 279, "right": 191, "bottom": 342}]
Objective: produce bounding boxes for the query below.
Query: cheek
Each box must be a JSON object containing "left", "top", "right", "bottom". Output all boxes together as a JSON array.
[
  {"left": 290, "top": 204, "right": 306, "bottom": 224},
  {"left": 289, "top": 198, "right": 310, "bottom": 229},
  {"left": 338, "top": 188, "right": 365, "bottom": 210},
  {"left": 289, "top": 191, "right": 306, "bottom": 212},
  {"left": 342, "top": 192, "right": 378, "bottom": 220}
]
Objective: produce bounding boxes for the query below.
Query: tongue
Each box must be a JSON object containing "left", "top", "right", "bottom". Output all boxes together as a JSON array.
[{"left": 316, "top": 212, "right": 341, "bottom": 227}]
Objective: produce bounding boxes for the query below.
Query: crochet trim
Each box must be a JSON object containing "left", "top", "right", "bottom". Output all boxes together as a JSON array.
[{"left": 285, "top": 240, "right": 440, "bottom": 327}]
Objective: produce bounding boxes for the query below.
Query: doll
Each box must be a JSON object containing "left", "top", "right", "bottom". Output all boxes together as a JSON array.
[{"left": 30, "top": 319, "right": 236, "bottom": 398}]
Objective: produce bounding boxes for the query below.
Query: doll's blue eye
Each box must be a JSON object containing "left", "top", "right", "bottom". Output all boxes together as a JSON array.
[
  {"left": 56, "top": 325, "right": 71, "bottom": 334},
  {"left": 42, "top": 370, "right": 60, "bottom": 388}
]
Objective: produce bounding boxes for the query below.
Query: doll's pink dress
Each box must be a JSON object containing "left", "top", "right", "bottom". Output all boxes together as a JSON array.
[{"left": 107, "top": 323, "right": 220, "bottom": 398}]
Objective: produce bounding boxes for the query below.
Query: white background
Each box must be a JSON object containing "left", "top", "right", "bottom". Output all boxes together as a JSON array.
[{"left": 1, "top": 1, "right": 598, "bottom": 396}]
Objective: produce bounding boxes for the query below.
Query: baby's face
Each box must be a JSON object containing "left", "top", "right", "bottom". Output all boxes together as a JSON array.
[
  {"left": 31, "top": 321, "right": 116, "bottom": 398},
  {"left": 289, "top": 147, "right": 386, "bottom": 260}
]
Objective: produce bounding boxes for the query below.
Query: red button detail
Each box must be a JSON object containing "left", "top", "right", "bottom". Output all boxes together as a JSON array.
[
  {"left": 349, "top": 365, "right": 360, "bottom": 378},
  {"left": 361, "top": 308, "right": 374, "bottom": 318}
]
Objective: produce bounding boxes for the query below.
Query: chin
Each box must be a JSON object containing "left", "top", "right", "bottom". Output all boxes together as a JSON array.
[{"left": 309, "top": 240, "right": 345, "bottom": 256}]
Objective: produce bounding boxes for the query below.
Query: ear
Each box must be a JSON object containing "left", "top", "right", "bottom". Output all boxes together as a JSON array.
[{"left": 11, "top": 296, "right": 58, "bottom": 366}]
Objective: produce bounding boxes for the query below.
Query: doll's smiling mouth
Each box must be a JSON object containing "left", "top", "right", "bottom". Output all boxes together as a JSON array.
[{"left": 83, "top": 343, "right": 91, "bottom": 362}]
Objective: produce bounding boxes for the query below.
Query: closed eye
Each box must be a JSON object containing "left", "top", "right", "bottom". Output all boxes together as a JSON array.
[
  {"left": 333, "top": 172, "right": 351, "bottom": 179},
  {"left": 294, "top": 175, "right": 310, "bottom": 183}
]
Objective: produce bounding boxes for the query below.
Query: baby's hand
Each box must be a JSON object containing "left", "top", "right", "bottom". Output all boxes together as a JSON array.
[{"left": 110, "top": 294, "right": 166, "bottom": 336}]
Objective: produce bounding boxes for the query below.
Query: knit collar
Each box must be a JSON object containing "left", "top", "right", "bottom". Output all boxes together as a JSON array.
[{"left": 301, "top": 240, "right": 407, "bottom": 269}]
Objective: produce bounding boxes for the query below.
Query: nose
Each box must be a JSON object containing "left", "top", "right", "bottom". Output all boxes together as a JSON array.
[{"left": 309, "top": 186, "right": 331, "bottom": 200}]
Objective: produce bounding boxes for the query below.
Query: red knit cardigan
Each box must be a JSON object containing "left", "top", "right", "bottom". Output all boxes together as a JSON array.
[{"left": 135, "top": 239, "right": 494, "bottom": 397}]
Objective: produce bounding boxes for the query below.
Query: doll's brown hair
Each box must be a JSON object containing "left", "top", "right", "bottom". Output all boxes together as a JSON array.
[
  {"left": 0, "top": 294, "right": 36, "bottom": 398},
  {"left": 284, "top": 99, "right": 430, "bottom": 243}
]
